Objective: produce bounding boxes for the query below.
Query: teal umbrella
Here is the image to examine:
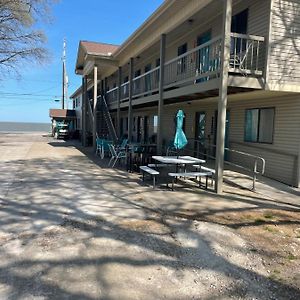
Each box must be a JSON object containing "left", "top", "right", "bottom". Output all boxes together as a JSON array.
[{"left": 174, "top": 110, "right": 187, "bottom": 151}]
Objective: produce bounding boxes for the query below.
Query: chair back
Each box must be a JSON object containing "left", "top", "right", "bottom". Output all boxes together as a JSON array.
[
  {"left": 120, "top": 138, "right": 128, "bottom": 148},
  {"left": 108, "top": 143, "right": 117, "bottom": 157}
]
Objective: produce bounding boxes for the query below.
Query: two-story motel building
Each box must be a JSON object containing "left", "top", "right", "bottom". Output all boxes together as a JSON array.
[{"left": 70, "top": 0, "right": 300, "bottom": 193}]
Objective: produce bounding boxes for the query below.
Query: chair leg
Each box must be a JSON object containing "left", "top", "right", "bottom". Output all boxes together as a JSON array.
[
  {"left": 153, "top": 175, "right": 156, "bottom": 189},
  {"left": 112, "top": 157, "right": 118, "bottom": 168}
]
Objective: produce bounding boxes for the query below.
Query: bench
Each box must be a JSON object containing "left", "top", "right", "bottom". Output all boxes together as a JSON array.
[
  {"left": 148, "top": 163, "right": 169, "bottom": 168},
  {"left": 167, "top": 171, "right": 212, "bottom": 191},
  {"left": 140, "top": 166, "right": 160, "bottom": 188},
  {"left": 193, "top": 165, "right": 215, "bottom": 186}
]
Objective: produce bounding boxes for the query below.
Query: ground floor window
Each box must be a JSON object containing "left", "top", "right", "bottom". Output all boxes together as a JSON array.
[{"left": 244, "top": 107, "right": 274, "bottom": 143}]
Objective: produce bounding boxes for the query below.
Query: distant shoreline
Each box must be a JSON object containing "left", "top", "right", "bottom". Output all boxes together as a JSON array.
[{"left": 0, "top": 122, "right": 51, "bottom": 132}]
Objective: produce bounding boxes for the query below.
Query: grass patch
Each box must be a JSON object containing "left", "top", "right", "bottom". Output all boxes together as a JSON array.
[
  {"left": 254, "top": 218, "right": 265, "bottom": 224},
  {"left": 287, "top": 254, "right": 297, "bottom": 261},
  {"left": 264, "top": 226, "right": 278, "bottom": 233},
  {"left": 264, "top": 213, "right": 274, "bottom": 219}
]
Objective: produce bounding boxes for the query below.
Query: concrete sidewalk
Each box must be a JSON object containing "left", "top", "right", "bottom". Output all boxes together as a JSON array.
[{"left": 0, "top": 133, "right": 299, "bottom": 300}]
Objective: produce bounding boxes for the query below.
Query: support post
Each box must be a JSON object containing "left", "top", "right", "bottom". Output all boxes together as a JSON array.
[
  {"left": 82, "top": 75, "right": 88, "bottom": 147},
  {"left": 128, "top": 58, "right": 134, "bottom": 142},
  {"left": 117, "top": 66, "right": 122, "bottom": 139},
  {"left": 93, "top": 65, "right": 98, "bottom": 150},
  {"left": 157, "top": 34, "right": 166, "bottom": 155},
  {"left": 215, "top": 0, "right": 232, "bottom": 194}
]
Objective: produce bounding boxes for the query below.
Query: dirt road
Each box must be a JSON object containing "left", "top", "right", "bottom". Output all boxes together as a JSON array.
[{"left": 0, "top": 132, "right": 298, "bottom": 299}]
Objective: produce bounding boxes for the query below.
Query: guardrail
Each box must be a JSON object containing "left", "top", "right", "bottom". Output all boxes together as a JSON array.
[
  {"left": 106, "top": 86, "right": 118, "bottom": 104},
  {"left": 105, "top": 32, "right": 265, "bottom": 104},
  {"left": 164, "top": 36, "right": 222, "bottom": 89},
  {"left": 120, "top": 81, "right": 129, "bottom": 101},
  {"left": 133, "top": 66, "right": 160, "bottom": 97},
  {"left": 169, "top": 138, "right": 265, "bottom": 191},
  {"left": 229, "top": 33, "right": 265, "bottom": 76}
]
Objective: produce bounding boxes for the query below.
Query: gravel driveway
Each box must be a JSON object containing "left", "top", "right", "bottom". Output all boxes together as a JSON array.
[{"left": 0, "top": 132, "right": 298, "bottom": 300}]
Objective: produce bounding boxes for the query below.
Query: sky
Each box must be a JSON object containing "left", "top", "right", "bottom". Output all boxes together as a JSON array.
[{"left": 0, "top": 0, "right": 164, "bottom": 123}]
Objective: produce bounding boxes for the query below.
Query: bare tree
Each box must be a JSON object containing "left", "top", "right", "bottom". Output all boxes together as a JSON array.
[{"left": 0, "top": 0, "right": 55, "bottom": 77}]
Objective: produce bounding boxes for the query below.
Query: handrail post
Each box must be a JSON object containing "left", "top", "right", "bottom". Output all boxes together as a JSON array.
[
  {"left": 82, "top": 75, "right": 88, "bottom": 147},
  {"left": 157, "top": 33, "right": 166, "bottom": 155},
  {"left": 117, "top": 66, "right": 122, "bottom": 139},
  {"left": 93, "top": 65, "right": 98, "bottom": 150},
  {"left": 215, "top": 0, "right": 232, "bottom": 194},
  {"left": 128, "top": 58, "right": 134, "bottom": 143},
  {"left": 253, "top": 160, "right": 258, "bottom": 191}
]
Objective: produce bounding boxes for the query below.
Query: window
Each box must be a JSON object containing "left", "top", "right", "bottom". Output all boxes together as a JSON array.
[
  {"left": 177, "top": 43, "right": 187, "bottom": 74},
  {"left": 244, "top": 108, "right": 274, "bottom": 143}
]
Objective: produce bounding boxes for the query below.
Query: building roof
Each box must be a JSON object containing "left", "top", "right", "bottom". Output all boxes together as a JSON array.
[
  {"left": 70, "top": 85, "right": 82, "bottom": 99},
  {"left": 75, "top": 41, "right": 120, "bottom": 74},
  {"left": 80, "top": 41, "right": 119, "bottom": 56},
  {"left": 49, "top": 109, "right": 76, "bottom": 119}
]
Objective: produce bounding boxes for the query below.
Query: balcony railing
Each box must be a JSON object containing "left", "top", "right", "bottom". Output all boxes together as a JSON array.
[
  {"left": 164, "top": 36, "right": 222, "bottom": 88},
  {"left": 106, "top": 33, "right": 265, "bottom": 103},
  {"left": 229, "top": 33, "right": 265, "bottom": 76},
  {"left": 106, "top": 86, "right": 118, "bottom": 104},
  {"left": 132, "top": 66, "right": 160, "bottom": 98},
  {"left": 121, "top": 81, "right": 129, "bottom": 101}
]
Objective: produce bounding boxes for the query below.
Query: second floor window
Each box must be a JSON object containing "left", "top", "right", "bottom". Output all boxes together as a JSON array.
[
  {"left": 244, "top": 107, "right": 275, "bottom": 144},
  {"left": 177, "top": 43, "right": 187, "bottom": 74}
]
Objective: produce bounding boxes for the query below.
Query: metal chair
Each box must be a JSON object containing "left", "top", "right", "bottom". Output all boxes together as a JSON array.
[{"left": 108, "top": 143, "right": 126, "bottom": 168}]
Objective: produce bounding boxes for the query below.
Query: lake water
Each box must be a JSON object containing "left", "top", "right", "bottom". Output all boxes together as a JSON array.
[{"left": 0, "top": 122, "right": 51, "bottom": 132}]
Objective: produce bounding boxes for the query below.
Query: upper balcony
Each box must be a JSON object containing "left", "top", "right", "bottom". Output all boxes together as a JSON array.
[{"left": 106, "top": 32, "right": 265, "bottom": 109}]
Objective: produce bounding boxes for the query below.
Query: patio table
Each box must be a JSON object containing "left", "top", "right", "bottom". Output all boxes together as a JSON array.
[{"left": 152, "top": 156, "right": 205, "bottom": 166}]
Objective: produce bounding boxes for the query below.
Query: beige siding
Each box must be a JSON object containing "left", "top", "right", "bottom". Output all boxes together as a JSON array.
[
  {"left": 126, "top": 92, "right": 300, "bottom": 185},
  {"left": 228, "top": 95, "right": 300, "bottom": 185},
  {"left": 269, "top": 0, "right": 300, "bottom": 86}
]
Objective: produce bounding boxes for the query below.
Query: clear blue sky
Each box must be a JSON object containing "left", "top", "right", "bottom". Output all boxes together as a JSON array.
[{"left": 0, "top": 0, "right": 164, "bottom": 123}]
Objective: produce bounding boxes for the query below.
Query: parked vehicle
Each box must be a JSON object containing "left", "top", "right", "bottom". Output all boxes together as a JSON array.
[{"left": 54, "top": 123, "right": 69, "bottom": 139}]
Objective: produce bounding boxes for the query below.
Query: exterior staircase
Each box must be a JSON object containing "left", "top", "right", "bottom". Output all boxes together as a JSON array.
[{"left": 97, "top": 95, "right": 118, "bottom": 143}]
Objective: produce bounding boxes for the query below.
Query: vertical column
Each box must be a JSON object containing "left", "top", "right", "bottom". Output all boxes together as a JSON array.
[
  {"left": 82, "top": 75, "right": 88, "bottom": 147},
  {"left": 93, "top": 65, "right": 98, "bottom": 150},
  {"left": 128, "top": 58, "right": 134, "bottom": 142},
  {"left": 157, "top": 34, "right": 166, "bottom": 155},
  {"left": 215, "top": 0, "right": 232, "bottom": 194},
  {"left": 117, "top": 66, "right": 122, "bottom": 139}
]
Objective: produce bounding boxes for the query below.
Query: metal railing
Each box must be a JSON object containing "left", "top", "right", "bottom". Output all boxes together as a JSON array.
[
  {"left": 106, "top": 86, "right": 118, "bottom": 104},
  {"left": 229, "top": 33, "right": 265, "bottom": 76},
  {"left": 105, "top": 32, "right": 265, "bottom": 103},
  {"left": 169, "top": 138, "right": 265, "bottom": 191},
  {"left": 164, "top": 36, "right": 222, "bottom": 89},
  {"left": 120, "top": 81, "right": 129, "bottom": 101},
  {"left": 133, "top": 66, "right": 160, "bottom": 97}
]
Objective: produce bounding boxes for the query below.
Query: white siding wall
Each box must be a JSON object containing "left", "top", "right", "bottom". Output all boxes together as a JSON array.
[{"left": 269, "top": 0, "right": 300, "bottom": 86}]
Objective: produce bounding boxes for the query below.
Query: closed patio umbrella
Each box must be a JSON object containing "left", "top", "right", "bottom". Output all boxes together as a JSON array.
[{"left": 173, "top": 110, "right": 187, "bottom": 155}]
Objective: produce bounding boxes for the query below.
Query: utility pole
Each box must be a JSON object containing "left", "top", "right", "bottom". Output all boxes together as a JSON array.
[{"left": 62, "top": 38, "right": 68, "bottom": 109}]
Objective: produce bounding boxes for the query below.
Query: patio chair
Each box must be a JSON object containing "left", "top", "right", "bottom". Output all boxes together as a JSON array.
[
  {"left": 96, "top": 138, "right": 111, "bottom": 159},
  {"left": 116, "top": 138, "right": 128, "bottom": 151},
  {"left": 108, "top": 143, "right": 126, "bottom": 168},
  {"left": 230, "top": 40, "right": 254, "bottom": 76}
]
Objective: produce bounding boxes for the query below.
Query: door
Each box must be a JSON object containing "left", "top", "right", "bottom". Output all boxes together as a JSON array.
[
  {"left": 195, "top": 112, "right": 206, "bottom": 158},
  {"left": 196, "top": 31, "right": 211, "bottom": 82},
  {"left": 214, "top": 110, "right": 230, "bottom": 160}
]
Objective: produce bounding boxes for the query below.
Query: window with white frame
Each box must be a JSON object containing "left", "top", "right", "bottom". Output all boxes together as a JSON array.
[{"left": 244, "top": 107, "right": 275, "bottom": 143}]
